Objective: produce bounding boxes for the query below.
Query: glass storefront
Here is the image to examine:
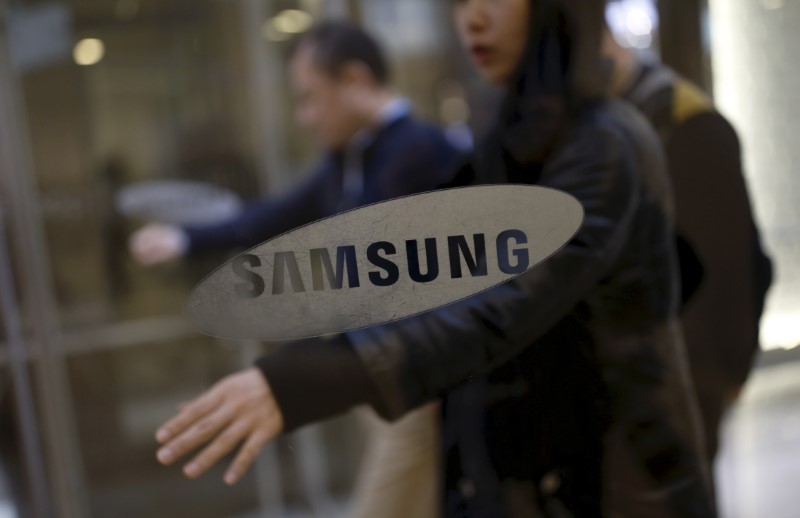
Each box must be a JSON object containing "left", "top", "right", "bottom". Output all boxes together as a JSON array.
[{"left": 1, "top": 0, "right": 798, "bottom": 516}]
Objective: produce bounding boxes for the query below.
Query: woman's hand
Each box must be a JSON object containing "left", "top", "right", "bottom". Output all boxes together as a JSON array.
[{"left": 155, "top": 367, "right": 284, "bottom": 485}]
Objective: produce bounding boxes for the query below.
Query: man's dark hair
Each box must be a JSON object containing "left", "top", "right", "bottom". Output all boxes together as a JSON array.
[{"left": 291, "top": 21, "right": 389, "bottom": 85}]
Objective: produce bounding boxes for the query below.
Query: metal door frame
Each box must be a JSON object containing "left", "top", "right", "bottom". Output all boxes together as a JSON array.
[{"left": 0, "top": 6, "right": 90, "bottom": 517}]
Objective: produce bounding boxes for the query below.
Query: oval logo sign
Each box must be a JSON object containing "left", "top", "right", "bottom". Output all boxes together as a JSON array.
[{"left": 186, "top": 185, "right": 583, "bottom": 341}]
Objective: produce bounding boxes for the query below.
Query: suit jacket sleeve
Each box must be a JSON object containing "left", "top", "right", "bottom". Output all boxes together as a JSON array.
[{"left": 183, "top": 160, "right": 337, "bottom": 253}]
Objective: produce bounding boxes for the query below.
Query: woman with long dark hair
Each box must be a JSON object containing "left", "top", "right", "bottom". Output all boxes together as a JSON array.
[{"left": 154, "top": 1, "right": 715, "bottom": 515}]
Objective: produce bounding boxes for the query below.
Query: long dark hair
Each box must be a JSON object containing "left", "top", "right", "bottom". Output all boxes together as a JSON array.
[{"left": 477, "top": 0, "right": 611, "bottom": 182}]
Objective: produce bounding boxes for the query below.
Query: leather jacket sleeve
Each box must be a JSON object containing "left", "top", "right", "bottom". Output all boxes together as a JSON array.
[{"left": 348, "top": 118, "right": 643, "bottom": 420}]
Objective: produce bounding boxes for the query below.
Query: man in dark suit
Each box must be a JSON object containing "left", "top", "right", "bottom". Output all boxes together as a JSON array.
[
  {"left": 129, "top": 21, "right": 463, "bottom": 518},
  {"left": 130, "top": 22, "right": 463, "bottom": 264}
]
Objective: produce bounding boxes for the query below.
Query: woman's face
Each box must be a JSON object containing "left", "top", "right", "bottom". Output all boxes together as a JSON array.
[{"left": 454, "top": 0, "right": 530, "bottom": 86}]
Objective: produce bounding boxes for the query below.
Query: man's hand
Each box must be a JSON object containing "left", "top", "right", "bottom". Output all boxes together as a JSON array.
[
  {"left": 129, "top": 223, "right": 187, "bottom": 266},
  {"left": 155, "top": 368, "right": 284, "bottom": 485}
]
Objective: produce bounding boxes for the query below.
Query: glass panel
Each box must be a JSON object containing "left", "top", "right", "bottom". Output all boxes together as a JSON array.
[
  {"left": 1, "top": 0, "right": 798, "bottom": 516},
  {"left": 65, "top": 337, "right": 260, "bottom": 516}
]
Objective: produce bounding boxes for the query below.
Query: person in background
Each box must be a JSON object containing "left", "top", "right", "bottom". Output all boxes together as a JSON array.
[
  {"left": 130, "top": 22, "right": 463, "bottom": 265},
  {"left": 150, "top": 1, "right": 716, "bottom": 516},
  {"left": 129, "top": 21, "right": 463, "bottom": 518},
  {"left": 602, "top": 12, "right": 773, "bottom": 465}
]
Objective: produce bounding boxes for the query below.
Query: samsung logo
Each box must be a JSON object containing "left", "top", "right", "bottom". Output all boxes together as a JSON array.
[
  {"left": 187, "top": 186, "right": 583, "bottom": 341},
  {"left": 232, "top": 229, "right": 530, "bottom": 297}
]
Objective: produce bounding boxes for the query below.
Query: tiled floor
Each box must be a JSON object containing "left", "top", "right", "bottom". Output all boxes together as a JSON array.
[
  {"left": 716, "top": 356, "right": 800, "bottom": 518},
  {"left": 0, "top": 468, "right": 16, "bottom": 518}
]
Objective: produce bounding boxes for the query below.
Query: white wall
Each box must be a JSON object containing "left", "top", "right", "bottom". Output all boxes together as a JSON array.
[{"left": 709, "top": 0, "right": 800, "bottom": 350}]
